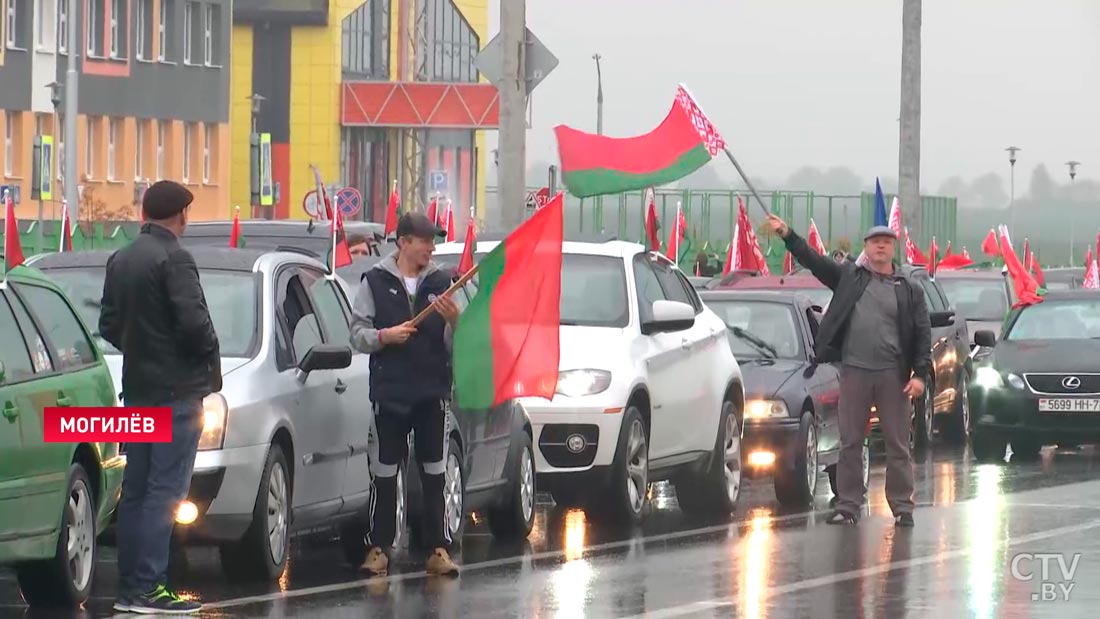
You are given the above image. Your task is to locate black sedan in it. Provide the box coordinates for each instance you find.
[969,289,1100,462]
[700,290,866,506]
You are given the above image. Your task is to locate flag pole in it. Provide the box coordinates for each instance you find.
[722,147,770,219]
[408,262,482,327]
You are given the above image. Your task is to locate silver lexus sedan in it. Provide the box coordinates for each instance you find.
[29,248,372,582]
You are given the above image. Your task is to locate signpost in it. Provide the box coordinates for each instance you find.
[475,27,559,95]
[302,190,323,219]
[259,133,274,208]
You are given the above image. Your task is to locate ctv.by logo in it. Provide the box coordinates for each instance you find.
[1010,553,1082,602]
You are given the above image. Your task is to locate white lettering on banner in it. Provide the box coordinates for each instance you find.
[144,417,155,433]
[57,413,158,435]
[60,417,76,433]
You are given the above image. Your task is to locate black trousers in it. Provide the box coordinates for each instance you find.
[366,398,450,553]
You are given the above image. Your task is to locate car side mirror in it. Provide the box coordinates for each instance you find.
[642,300,695,335]
[974,330,997,348]
[296,343,353,382]
[930,310,955,328]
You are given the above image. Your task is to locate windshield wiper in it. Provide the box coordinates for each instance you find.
[729,326,778,359]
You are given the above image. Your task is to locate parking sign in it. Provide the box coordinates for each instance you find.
[429,170,449,193]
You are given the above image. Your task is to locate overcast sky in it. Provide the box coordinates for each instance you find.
[483,0,1100,189]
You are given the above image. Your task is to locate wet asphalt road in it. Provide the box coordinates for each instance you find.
[5,444,1100,618]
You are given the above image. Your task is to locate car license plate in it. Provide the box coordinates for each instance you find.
[1038,398,1100,413]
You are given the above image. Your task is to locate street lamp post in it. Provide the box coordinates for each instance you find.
[592,53,604,231]
[44,81,63,252]
[1067,160,1081,266]
[1006,146,1021,240]
[63,0,79,222]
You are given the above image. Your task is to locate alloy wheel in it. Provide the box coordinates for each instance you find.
[267,463,289,565]
[722,408,743,504]
[444,452,464,538]
[67,480,95,593]
[625,419,649,513]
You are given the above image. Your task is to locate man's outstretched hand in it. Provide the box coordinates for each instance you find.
[766,214,790,238]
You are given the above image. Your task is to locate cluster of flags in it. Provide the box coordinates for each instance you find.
[977,225,1045,306]
[1081,233,1100,290]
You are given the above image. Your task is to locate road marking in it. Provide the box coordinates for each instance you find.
[625,518,1100,619]
[191,472,1100,611]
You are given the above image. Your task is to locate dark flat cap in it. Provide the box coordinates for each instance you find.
[142,180,194,220]
[864,225,898,241]
[396,212,446,240]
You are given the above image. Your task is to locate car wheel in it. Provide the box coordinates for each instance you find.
[488,433,537,540]
[437,435,467,548]
[1010,435,1043,460]
[593,407,649,524]
[943,373,971,445]
[774,412,819,506]
[972,428,1008,463]
[677,400,742,517]
[913,376,936,450]
[220,444,290,582]
[16,464,97,608]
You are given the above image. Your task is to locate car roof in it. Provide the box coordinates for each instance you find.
[27,247,325,273]
[934,269,1005,279]
[1034,289,1100,302]
[434,239,649,259]
[0,262,60,288]
[719,274,827,290]
[700,289,809,306]
[185,219,384,236]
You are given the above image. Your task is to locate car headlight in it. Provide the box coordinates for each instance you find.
[198,393,228,450]
[974,366,1004,389]
[745,399,789,419]
[1006,373,1026,390]
[555,370,612,397]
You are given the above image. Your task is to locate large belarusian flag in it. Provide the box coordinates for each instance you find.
[453,192,564,410]
[553,84,725,198]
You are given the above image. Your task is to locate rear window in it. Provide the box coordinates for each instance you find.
[43,267,259,357]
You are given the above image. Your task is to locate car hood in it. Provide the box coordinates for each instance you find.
[738,358,806,400]
[989,339,1100,373]
[104,355,251,402]
[557,326,630,372]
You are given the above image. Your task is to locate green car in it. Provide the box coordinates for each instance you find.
[0,264,125,607]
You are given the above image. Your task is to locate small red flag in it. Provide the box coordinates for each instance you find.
[665,203,686,262]
[330,207,353,270]
[426,195,439,226]
[443,201,456,242]
[229,206,243,248]
[981,228,999,257]
[384,181,400,237]
[60,202,73,252]
[1084,248,1099,289]
[783,250,794,275]
[807,219,827,255]
[644,188,661,252]
[4,190,25,272]
[1000,225,1042,307]
[457,208,477,275]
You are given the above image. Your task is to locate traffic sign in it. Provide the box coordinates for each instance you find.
[335,186,362,217]
[475,27,559,95]
[429,170,449,193]
[525,187,550,210]
[259,133,274,207]
[303,190,323,219]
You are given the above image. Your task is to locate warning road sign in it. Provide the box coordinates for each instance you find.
[335,186,362,217]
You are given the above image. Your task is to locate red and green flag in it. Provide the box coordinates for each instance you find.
[4,189,25,273]
[229,206,245,248]
[383,181,400,237]
[59,201,73,252]
[453,192,564,410]
[553,84,726,198]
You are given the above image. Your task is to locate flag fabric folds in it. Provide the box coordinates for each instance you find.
[3,189,24,274]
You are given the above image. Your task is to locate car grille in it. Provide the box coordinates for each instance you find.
[539,424,599,468]
[1024,373,1100,395]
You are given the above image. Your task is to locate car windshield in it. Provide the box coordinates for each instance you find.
[1004,299,1100,341]
[938,278,1009,321]
[708,300,804,359]
[43,267,259,357]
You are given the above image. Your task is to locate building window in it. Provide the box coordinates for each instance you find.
[87,0,105,57]
[182,122,192,181]
[155,120,164,179]
[36,0,56,49]
[56,0,66,53]
[202,123,212,182]
[158,0,173,61]
[135,119,144,179]
[135,0,152,59]
[5,0,25,49]
[341,0,390,80]
[425,0,479,82]
[4,112,14,176]
[182,1,193,63]
[109,0,125,58]
[203,3,220,66]
[85,117,96,178]
[107,118,119,180]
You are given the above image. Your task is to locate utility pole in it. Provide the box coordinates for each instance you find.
[593,53,603,231]
[63,0,79,221]
[1006,146,1021,240]
[1067,160,1080,265]
[898,0,922,239]
[497,0,527,231]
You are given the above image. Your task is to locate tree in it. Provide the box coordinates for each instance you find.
[1028,164,1057,201]
[676,160,726,190]
[970,172,1008,208]
[78,185,132,226]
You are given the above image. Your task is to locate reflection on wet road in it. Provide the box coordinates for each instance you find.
[6,445,1100,617]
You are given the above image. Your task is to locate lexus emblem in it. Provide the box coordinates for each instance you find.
[1062,376,1082,390]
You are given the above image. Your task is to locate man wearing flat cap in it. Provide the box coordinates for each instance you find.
[350,211,462,578]
[99,180,220,614]
[766,215,930,528]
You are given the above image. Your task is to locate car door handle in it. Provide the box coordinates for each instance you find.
[681,338,691,350]
[56,392,72,407]
[335,379,348,394]
[2,401,17,422]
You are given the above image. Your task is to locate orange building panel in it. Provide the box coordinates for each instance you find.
[341,82,500,128]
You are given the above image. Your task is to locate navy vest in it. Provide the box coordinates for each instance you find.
[363,268,453,406]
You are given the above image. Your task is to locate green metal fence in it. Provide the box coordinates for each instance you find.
[2,220,141,257]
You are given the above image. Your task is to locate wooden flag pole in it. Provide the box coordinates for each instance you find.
[722,147,771,219]
[408,262,482,327]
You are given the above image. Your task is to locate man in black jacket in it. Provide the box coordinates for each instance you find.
[99,180,220,614]
[767,215,931,527]
[350,212,461,577]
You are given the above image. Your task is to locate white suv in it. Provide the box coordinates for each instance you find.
[435,240,745,523]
